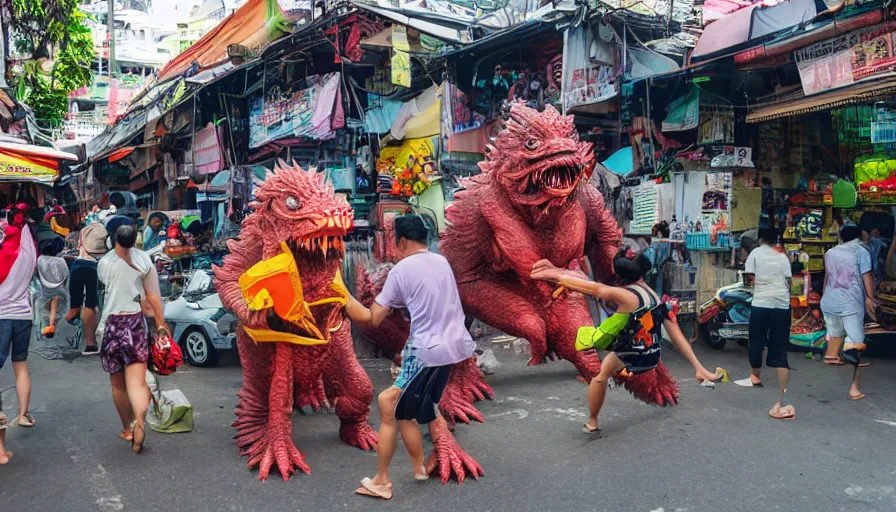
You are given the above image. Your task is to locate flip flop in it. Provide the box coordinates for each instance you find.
[768,405,796,420]
[582,423,602,436]
[356,478,392,500]
[16,413,35,428]
[823,357,844,366]
[0,412,7,431]
[734,378,763,387]
[848,393,866,401]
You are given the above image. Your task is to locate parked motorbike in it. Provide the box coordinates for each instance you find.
[698,280,752,350]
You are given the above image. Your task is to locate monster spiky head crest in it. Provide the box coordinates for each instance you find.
[250,160,354,262]
[482,103,594,220]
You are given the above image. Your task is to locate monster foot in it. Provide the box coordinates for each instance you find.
[238,424,310,481]
[439,359,493,425]
[616,362,679,406]
[339,421,378,451]
[295,381,331,412]
[427,418,483,484]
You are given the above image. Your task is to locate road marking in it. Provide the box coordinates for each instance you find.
[539,407,588,421]
[488,409,529,420]
[844,485,895,502]
[875,420,896,427]
[64,434,125,511]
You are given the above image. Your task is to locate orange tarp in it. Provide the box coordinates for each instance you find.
[158,0,287,82]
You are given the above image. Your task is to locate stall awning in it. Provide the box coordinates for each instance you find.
[746,77,896,123]
[0,142,78,184]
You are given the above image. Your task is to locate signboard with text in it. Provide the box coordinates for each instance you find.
[795,22,896,96]
[0,150,59,184]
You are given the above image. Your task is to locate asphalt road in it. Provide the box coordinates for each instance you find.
[2,337,896,512]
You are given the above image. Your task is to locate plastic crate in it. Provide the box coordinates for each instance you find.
[685,233,711,250]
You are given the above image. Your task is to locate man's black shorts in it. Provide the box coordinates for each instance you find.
[394,364,452,424]
[69,259,99,309]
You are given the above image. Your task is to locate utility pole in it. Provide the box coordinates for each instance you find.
[107,0,116,78]
[0,3,8,89]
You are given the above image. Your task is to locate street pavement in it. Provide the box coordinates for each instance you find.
[2,338,896,512]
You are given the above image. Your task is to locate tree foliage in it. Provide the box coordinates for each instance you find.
[4,0,95,127]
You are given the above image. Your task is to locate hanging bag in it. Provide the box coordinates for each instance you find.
[151,326,184,376]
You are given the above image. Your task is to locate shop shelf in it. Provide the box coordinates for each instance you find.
[685,233,711,250]
[871,122,896,144]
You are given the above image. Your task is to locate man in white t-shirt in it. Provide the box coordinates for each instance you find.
[736,228,795,420]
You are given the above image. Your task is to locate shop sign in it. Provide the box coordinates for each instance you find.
[249,80,317,148]
[0,150,58,184]
[794,21,896,96]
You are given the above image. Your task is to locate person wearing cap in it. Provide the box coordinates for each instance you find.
[65,223,108,355]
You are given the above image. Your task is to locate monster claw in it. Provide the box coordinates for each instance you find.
[428,420,483,484]
[340,421,379,452]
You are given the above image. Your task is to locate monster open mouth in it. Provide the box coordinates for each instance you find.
[523,164,582,195]
[286,210,354,262]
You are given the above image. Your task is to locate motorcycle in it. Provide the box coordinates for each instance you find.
[698,278,752,350]
[698,273,827,351]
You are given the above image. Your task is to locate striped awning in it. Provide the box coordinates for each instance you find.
[747,78,896,123]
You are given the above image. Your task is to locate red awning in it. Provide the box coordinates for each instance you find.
[107,146,136,163]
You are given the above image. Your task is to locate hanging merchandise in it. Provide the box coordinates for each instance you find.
[561,25,618,112]
[631,185,659,234]
[699,105,734,144]
[391,25,411,88]
[662,87,700,132]
[193,122,226,175]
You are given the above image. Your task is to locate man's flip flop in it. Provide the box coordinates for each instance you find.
[823,357,844,366]
[849,393,866,401]
[768,405,796,420]
[355,478,392,500]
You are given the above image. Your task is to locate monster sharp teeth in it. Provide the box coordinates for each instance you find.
[327,216,335,228]
[333,215,342,228]
[303,239,311,251]
[321,237,329,254]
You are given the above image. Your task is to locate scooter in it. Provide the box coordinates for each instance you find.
[697,278,752,350]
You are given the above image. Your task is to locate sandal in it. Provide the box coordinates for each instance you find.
[131,421,146,454]
[768,404,796,420]
[848,393,866,401]
[16,413,35,428]
[355,478,393,500]
[582,423,602,436]
[823,356,844,366]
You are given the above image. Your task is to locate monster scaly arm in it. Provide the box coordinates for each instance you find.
[482,197,545,278]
